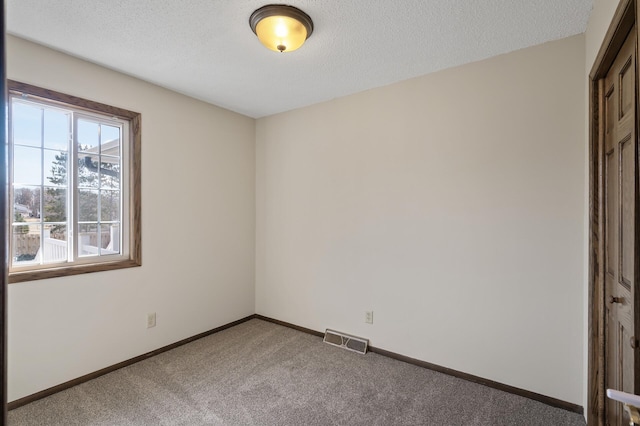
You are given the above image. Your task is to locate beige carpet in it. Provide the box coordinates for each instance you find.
[9,319,585,425]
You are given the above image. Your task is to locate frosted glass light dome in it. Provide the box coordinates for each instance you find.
[250,5,314,53]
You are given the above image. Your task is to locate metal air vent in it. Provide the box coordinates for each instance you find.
[323,329,368,355]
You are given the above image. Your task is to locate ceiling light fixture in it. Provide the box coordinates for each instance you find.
[249,4,314,53]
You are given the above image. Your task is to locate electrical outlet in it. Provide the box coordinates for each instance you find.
[147,312,156,328]
[365,311,373,324]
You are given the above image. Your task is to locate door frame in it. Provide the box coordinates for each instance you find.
[1,0,8,423]
[589,0,640,424]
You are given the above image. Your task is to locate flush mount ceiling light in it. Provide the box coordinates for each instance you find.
[249,4,314,53]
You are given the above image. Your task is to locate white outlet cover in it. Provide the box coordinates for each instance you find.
[365,311,373,324]
[147,313,156,328]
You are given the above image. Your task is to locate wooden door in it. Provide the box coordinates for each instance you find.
[604,26,639,426]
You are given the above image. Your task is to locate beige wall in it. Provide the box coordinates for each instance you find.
[7,36,256,402]
[256,35,586,404]
[586,0,620,70]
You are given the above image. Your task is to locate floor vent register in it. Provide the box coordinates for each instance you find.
[323,329,368,355]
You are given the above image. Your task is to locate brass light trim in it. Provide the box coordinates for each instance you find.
[249,4,314,53]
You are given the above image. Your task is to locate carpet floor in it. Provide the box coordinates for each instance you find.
[8,319,586,425]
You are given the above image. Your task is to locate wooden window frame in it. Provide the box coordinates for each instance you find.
[7,81,141,284]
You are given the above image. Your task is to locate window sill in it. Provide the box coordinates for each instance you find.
[8,258,141,284]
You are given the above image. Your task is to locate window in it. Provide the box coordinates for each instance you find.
[8,81,141,283]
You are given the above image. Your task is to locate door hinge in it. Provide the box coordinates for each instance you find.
[631,336,639,349]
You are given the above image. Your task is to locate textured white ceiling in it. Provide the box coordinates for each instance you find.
[7,1,593,118]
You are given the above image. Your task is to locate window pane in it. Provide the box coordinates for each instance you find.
[78,156,99,189]
[78,189,98,222]
[101,125,120,156]
[13,145,41,185]
[12,102,41,148]
[44,109,70,151]
[43,187,67,223]
[78,119,99,153]
[13,185,41,221]
[100,158,120,189]
[101,190,120,221]
[101,224,120,254]
[78,223,99,257]
[43,224,67,264]
[44,149,68,187]
[12,223,40,266]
